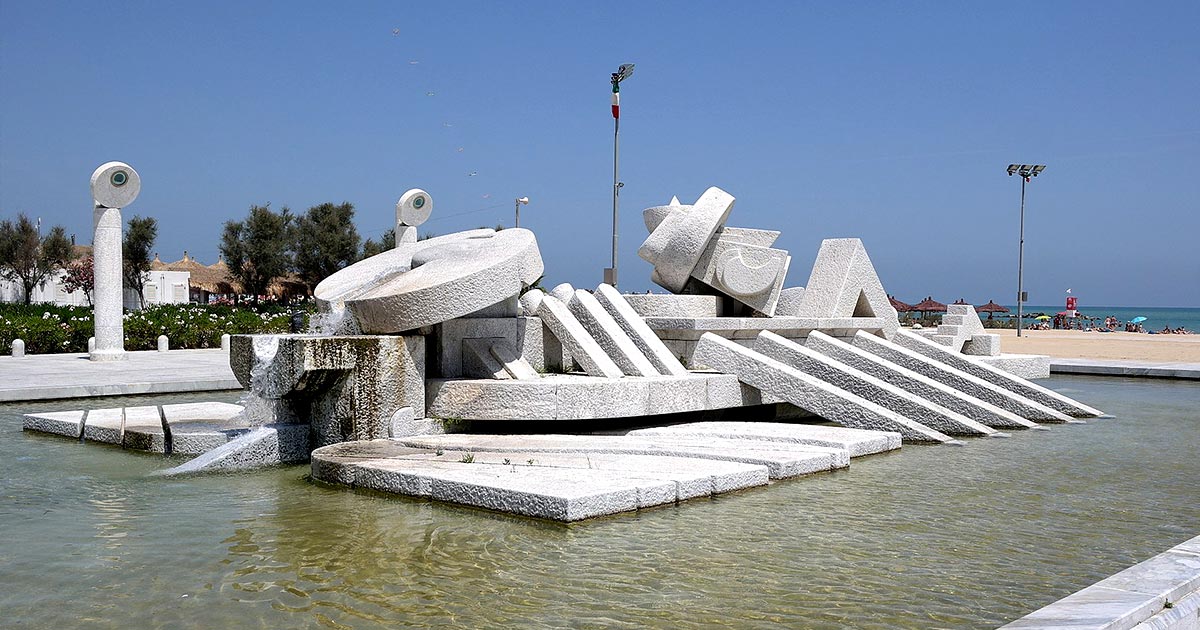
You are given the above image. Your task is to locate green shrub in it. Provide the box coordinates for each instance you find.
[0,302,300,354]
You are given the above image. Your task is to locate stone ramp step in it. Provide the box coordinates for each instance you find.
[626,421,900,457]
[894,330,1104,418]
[804,330,1037,430]
[754,331,999,437]
[692,332,959,444]
[310,439,770,522]
[852,331,1076,423]
[396,433,849,478]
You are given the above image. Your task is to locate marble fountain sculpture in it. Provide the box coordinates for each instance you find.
[24,185,1104,521]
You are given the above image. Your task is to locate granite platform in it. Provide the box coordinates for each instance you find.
[0,349,240,402]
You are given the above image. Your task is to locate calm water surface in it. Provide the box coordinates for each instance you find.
[1,376,1198,629]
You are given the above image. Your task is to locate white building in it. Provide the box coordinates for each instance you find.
[0,268,190,309]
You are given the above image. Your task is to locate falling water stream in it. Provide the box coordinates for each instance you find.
[1,375,1197,629]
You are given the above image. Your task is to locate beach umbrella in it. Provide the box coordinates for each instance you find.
[1035,315,1052,321]
[911,296,947,316]
[976,300,1010,320]
[888,294,914,313]
[1131,316,1147,324]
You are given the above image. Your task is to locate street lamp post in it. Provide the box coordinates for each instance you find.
[514,196,529,228]
[1008,163,1046,337]
[606,62,634,288]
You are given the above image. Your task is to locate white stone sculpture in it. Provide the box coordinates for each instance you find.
[315,228,544,333]
[394,188,431,247]
[90,161,140,361]
[795,238,899,339]
[637,187,791,315]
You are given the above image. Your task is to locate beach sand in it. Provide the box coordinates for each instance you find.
[986,328,1200,362]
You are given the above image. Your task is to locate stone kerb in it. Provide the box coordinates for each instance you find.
[893,330,1103,418]
[804,331,1036,429]
[754,331,997,437]
[693,332,956,443]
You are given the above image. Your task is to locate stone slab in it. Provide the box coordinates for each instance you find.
[593,284,688,376]
[962,332,1001,357]
[22,410,85,439]
[852,331,1075,423]
[489,340,540,380]
[622,293,723,318]
[775,287,806,316]
[157,423,310,475]
[804,331,1037,429]
[894,330,1103,418]
[692,332,956,443]
[627,421,901,458]
[979,352,1052,379]
[425,373,749,421]
[438,316,548,378]
[462,337,511,379]
[396,434,849,479]
[537,295,624,378]
[754,331,997,437]
[567,289,659,377]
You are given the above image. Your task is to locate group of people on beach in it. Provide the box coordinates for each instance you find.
[1043,313,1193,334]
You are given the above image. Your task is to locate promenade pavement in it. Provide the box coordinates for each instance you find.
[0,349,240,402]
[1050,357,1200,380]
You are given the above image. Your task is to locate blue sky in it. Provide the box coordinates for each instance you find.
[2,2,1197,307]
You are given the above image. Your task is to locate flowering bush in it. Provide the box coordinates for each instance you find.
[0,303,302,354]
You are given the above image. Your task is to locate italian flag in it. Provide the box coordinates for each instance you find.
[611,83,620,119]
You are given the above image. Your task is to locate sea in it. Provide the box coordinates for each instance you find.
[1004,305,1200,332]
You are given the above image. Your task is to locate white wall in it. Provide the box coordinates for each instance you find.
[1,269,190,309]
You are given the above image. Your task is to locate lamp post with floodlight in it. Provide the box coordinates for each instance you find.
[1008,163,1046,337]
[514,196,529,228]
[606,62,634,288]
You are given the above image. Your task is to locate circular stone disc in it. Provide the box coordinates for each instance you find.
[315,228,544,333]
[396,188,433,227]
[90,161,141,208]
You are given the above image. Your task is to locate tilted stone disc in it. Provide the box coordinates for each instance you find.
[90,161,141,208]
[396,188,433,227]
[315,229,544,333]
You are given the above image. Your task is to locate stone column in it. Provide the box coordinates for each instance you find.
[89,161,141,362]
[91,204,125,360]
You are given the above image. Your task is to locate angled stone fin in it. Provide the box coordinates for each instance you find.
[797,238,899,339]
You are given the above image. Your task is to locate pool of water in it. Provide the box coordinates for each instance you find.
[1,376,1197,629]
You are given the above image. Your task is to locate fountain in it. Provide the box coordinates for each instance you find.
[24,184,1104,520]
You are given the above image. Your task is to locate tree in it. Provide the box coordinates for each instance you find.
[0,213,72,305]
[220,204,292,303]
[360,228,395,259]
[62,255,95,305]
[293,202,360,290]
[122,216,157,308]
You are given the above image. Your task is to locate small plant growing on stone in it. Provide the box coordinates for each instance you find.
[502,458,511,465]
[527,459,535,465]
[460,453,474,463]
[435,448,444,456]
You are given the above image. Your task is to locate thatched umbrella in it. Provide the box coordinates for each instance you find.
[911,296,947,321]
[976,300,1010,320]
[952,298,969,305]
[888,294,914,313]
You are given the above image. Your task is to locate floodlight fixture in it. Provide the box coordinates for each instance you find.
[1008,162,1047,337]
[514,196,530,228]
[613,63,635,83]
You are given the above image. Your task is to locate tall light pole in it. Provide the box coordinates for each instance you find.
[606,62,634,288]
[514,196,529,228]
[1008,163,1046,337]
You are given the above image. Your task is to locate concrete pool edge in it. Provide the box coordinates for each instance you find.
[999,533,1200,629]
